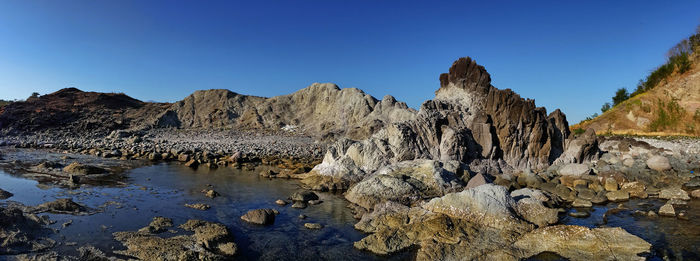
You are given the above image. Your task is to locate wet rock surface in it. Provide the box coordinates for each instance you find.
[240,208,277,225]
[113,217,237,260]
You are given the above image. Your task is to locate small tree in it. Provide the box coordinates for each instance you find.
[601,102,611,113]
[612,88,629,106]
[29,92,40,99]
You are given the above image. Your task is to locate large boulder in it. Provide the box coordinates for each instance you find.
[511,225,651,260]
[558,163,591,177]
[345,159,464,209]
[646,155,672,172]
[555,128,600,164]
[240,209,276,225]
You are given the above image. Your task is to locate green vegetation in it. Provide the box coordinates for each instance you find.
[585,24,700,123]
[612,88,629,106]
[648,98,685,132]
[0,100,12,107]
[572,128,586,135]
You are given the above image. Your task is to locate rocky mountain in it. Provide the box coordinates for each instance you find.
[303,57,597,191]
[574,50,700,136]
[150,83,416,140]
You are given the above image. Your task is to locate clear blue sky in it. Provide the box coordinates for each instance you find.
[1,1,698,123]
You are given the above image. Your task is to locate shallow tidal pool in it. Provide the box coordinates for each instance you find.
[0,163,389,260]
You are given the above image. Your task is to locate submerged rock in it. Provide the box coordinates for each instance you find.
[304,223,323,229]
[63,162,106,175]
[184,203,211,211]
[113,219,236,259]
[34,198,87,214]
[138,217,173,234]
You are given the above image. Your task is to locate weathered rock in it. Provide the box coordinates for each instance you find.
[422,184,531,230]
[512,225,651,260]
[274,199,288,206]
[202,189,219,198]
[691,189,700,198]
[291,201,307,209]
[345,160,463,209]
[113,219,236,259]
[304,223,323,229]
[34,198,87,214]
[621,181,647,199]
[0,188,13,199]
[514,196,559,227]
[658,187,690,200]
[605,190,629,202]
[290,190,319,202]
[138,216,173,234]
[466,173,488,189]
[241,209,276,225]
[63,162,106,175]
[184,203,210,211]
[0,206,55,255]
[659,203,675,217]
[572,198,592,208]
[555,128,600,164]
[604,178,618,191]
[184,159,199,169]
[646,155,671,172]
[558,163,591,177]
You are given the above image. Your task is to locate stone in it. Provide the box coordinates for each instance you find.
[623,158,635,167]
[290,191,319,202]
[177,154,190,162]
[63,162,106,175]
[466,173,488,189]
[138,217,173,234]
[0,188,13,199]
[184,203,210,211]
[646,155,671,172]
[691,189,700,199]
[605,190,629,202]
[558,163,591,177]
[291,202,307,209]
[202,189,219,198]
[658,203,675,217]
[658,188,690,200]
[308,200,322,205]
[422,184,531,230]
[275,199,288,206]
[35,198,87,214]
[113,219,236,259]
[568,210,590,218]
[240,209,276,225]
[184,159,199,169]
[576,188,595,200]
[604,178,618,191]
[304,223,323,229]
[621,181,647,199]
[572,198,592,208]
[512,226,651,260]
[345,160,463,209]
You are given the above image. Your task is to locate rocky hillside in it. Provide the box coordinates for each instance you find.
[574,51,700,136]
[0,88,169,136]
[149,83,416,140]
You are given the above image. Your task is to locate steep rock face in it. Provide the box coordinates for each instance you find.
[436,57,571,169]
[152,83,415,140]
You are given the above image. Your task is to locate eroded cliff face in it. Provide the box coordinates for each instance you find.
[152,83,416,140]
[304,57,596,191]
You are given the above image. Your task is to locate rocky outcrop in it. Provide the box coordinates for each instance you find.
[152,83,416,140]
[344,159,464,210]
[304,57,598,190]
[353,184,648,260]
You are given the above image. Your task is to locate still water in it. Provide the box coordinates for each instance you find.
[0,163,383,260]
